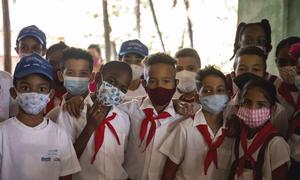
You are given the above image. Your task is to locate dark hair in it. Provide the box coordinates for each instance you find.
[143,52,176,68]
[61,47,93,72]
[196,65,227,90]
[275,36,300,57]
[46,41,68,59]
[88,44,101,54]
[241,79,277,106]
[230,19,272,60]
[175,48,201,66]
[101,61,132,81]
[233,46,267,70]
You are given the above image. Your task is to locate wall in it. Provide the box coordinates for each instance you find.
[238,0,300,75]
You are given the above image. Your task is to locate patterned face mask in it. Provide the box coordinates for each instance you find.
[96,81,125,106]
[237,106,271,128]
[16,92,50,115]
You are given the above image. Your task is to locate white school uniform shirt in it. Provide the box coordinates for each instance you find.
[159,108,234,180]
[0,71,18,122]
[232,134,290,180]
[120,97,183,180]
[123,84,146,102]
[223,94,289,136]
[57,95,130,180]
[0,117,81,180]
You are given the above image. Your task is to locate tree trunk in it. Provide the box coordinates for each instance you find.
[148,0,166,52]
[135,0,141,38]
[2,0,11,73]
[111,41,117,60]
[184,0,193,48]
[102,0,111,62]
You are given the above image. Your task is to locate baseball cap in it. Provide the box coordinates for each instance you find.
[16,25,46,48]
[119,39,148,58]
[14,53,53,81]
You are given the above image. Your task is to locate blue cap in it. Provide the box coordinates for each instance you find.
[14,53,53,81]
[16,25,46,48]
[119,39,148,57]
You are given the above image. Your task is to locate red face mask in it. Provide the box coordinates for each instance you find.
[145,87,176,106]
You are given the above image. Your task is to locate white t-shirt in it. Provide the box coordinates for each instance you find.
[0,71,18,122]
[123,84,146,102]
[57,95,130,180]
[160,109,234,180]
[0,117,81,180]
[232,135,290,180]
[119,97,183,180]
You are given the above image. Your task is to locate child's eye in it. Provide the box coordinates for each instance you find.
[163,80,171,84]
[148,79,156,84]
[217,88,225,94]
[202,89,212,94]
[39,87,48,92]
[257,102,266,108]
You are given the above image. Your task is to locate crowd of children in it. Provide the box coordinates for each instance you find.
[0,19,299,180]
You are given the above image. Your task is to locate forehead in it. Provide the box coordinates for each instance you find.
[147,63,175,78]
[241,24,266,38]
[237,55,264,66]
[243,87,268,102]
[16,74,50,86]
[277,46,291,58]
[176,56,199,66]
[103,70,132,86]
[65,58,90,70]
[202,75,225,87]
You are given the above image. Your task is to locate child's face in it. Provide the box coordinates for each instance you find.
[199,75,227,98]
[48,50,63,70]
[240,25,267,50]
[15,37,45,57]
[176,57,200,73]
[144,63,177,89]
[240,87,270,109]
[12,74,53,96]
[235,55,265,77]
[102,70,132,94]
[61,59,92,79]
[276,46,297,67]
[121,53,144,67]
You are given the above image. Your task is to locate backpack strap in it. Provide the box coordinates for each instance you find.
[227,132,241,180]
[255,132,282,180]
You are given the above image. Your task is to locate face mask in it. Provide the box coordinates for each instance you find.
[145,87,176,106]
[16,92,50,115]
[200,94,228,115]
[64,76,90,96]
[278,66,297,84]
[96,81,125,106]
[130,64,143,80]
[295,75,300,91]
[237,106,270,128]
[176,70,197,93]
[233,72,262,89]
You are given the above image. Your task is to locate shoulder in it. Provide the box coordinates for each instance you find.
[46,106,61,123]
[0,70,12,80]
[0,117,14,129]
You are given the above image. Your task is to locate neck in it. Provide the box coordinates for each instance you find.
[16,110,44,127]
[203,110,222,134]
[128,79,141,91]
[153,103,169,114]
[246,126,262,139]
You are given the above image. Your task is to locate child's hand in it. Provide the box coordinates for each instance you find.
[86,101,110,129]
[173,99,194,116]
[63,96,84,118]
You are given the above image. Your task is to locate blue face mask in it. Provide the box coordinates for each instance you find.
[63,76,90,96]
[200,94,229,115]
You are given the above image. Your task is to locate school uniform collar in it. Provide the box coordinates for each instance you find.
[140,97,176,119]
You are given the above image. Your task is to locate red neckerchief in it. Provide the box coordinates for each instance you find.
[91,112,119,164]
[140,108,171,150]
[237,122,277,179]
[196,124,227,175]
[278,82,300,110]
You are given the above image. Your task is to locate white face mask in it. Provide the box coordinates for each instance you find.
[176,70,197,93]
[130,64,143,80]
[16,92,50,115]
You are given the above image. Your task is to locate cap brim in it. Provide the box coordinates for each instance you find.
[119,50,147,57]
[14,68,53,81]
[17,34,44,46]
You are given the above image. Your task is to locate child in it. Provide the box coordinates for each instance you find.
[88,44,102,93]
[120,53,183,179]
[173,48,201,103]
[56,48,132,179]
[45,41,69,113]
[228,79,289,180]
[224,46,289,136]
[160,66,233,180]
[118,39,149,102]
[0,53,81,180]
[15,25,47,57]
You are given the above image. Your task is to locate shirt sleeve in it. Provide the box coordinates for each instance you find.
[268,136,290,171]
[59,128,81,176]
[159,123,187,165]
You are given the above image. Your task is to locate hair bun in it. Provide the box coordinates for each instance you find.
[289,43,300,59]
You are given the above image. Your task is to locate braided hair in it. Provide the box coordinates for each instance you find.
[230,19,272,60]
